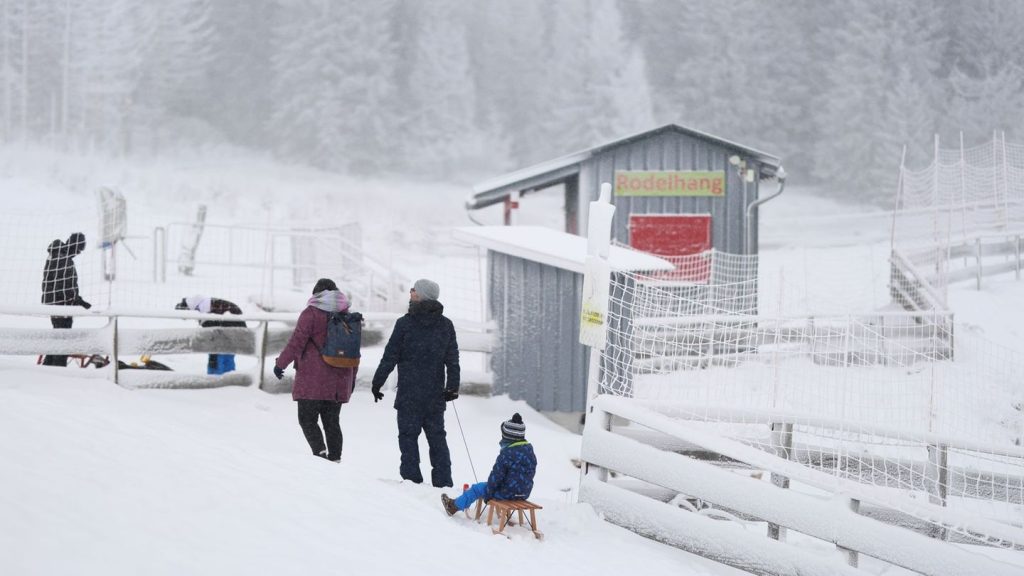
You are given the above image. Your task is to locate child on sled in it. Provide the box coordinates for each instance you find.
[441,413,537,515]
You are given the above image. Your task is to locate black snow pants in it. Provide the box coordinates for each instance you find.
[41,316,73,366]
[297,399,343,461]
[397,408,452,487]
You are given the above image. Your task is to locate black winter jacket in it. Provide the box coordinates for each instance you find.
[372,299,460,412]
[41,237,86,306]
[201,299,245,328]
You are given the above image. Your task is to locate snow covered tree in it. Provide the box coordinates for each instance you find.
[401,0,484,178]
[201,0,275,147]
[270,0,399,172]
[464,0,547,166]
[811,0,944,203]
[582,0,655,143]
[939,1,1024,145]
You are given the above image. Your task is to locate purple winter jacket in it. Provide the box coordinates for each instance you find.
[276,301,357,403]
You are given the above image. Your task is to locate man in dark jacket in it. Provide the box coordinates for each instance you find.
[441,413,537,516]
[372,278,460,487]
[40,233,91,366]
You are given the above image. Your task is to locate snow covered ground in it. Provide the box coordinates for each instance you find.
[2,372,746,576]
[2,147,1024,574]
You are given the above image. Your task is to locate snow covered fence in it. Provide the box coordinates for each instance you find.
[579,478,867,576]
[0,304,403,389]
[580,396,1023,575]
[0,304,496,392]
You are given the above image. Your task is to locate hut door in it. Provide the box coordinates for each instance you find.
[629,214,712,282]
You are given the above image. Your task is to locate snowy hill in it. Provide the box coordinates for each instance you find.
[1,372,741,576]
[2,148,1024,575]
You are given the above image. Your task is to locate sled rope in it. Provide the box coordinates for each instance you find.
[451,399,478,483]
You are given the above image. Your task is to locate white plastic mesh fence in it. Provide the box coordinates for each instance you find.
[599,252,1024,546]
[2,208,111,311]
[0,196,406,315]
[403,232,489,327]
[893,134,1024,308]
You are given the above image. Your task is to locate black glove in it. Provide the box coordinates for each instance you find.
[273,366,284,380]
[78,298,92,310]
[444,390,459,402]
[372,386,384,403]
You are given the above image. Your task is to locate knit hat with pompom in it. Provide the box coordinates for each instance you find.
[500,413,526,441]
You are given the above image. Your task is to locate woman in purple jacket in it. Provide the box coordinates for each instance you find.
[274,278,357,462]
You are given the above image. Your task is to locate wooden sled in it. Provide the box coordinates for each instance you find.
[471,498,544,540]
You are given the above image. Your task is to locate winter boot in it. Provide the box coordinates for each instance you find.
[441,494,458,517]
[315,449,329,460]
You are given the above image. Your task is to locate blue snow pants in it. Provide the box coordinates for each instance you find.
[454,482,488,511]
[207,353,236,375]
[397,408,452,487]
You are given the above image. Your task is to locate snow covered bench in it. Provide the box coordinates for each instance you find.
[472,498,543,539]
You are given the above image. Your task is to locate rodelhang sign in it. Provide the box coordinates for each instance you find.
[614,170,725,197]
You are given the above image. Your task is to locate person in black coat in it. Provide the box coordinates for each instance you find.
[40,233,91,366]
[175,295,245,374]
[372,278,460,487]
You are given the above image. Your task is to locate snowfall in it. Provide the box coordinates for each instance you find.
[2,146,1024,575]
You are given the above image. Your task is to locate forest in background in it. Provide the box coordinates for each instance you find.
[0,0,1021,203]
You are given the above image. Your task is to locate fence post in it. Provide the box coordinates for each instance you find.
[112,316,120,385]
[836,498,861,567]
[767,422,794,541]
[152,227,163,283]
[1016,235,1021,281]
[257,320,269,390]
[926,443,949,541]
[976,237,982,290]
[579,183,616,492]
[584,403,613,484]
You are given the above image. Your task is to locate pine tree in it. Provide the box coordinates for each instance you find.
[940,1,1024,145]
[464,0,547,166]
[582,0,654,143]
[270,0,348,168]
[402,0,483,178]
[203,0,275,146]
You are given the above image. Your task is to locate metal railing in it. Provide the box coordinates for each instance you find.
[0,304,399,389]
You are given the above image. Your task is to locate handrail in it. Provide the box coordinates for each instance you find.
[0,303,401,324]
[890,248,949,310]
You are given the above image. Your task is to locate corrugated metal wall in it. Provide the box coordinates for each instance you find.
[488,251,589,412]
[578,130,763,255]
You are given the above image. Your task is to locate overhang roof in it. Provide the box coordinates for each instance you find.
[467,124,782,210]
[452,225,674,274]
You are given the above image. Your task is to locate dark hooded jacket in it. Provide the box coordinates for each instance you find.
[485,439,537,501]
[41,233,86,306]
[372,299,460,412]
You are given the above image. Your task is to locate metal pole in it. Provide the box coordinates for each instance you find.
[745,167,787,256]
[976,237,982,290]
[1002,131,1010,229]
[891,145,907,253]
[112,316,119,385]
[1016,235,1021,281]
[161,226,167,283]
[959,132,967,251]
[257,321,268,390]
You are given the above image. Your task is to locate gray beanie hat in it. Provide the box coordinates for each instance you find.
[500,413,526,441]
[413,278,440,301]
